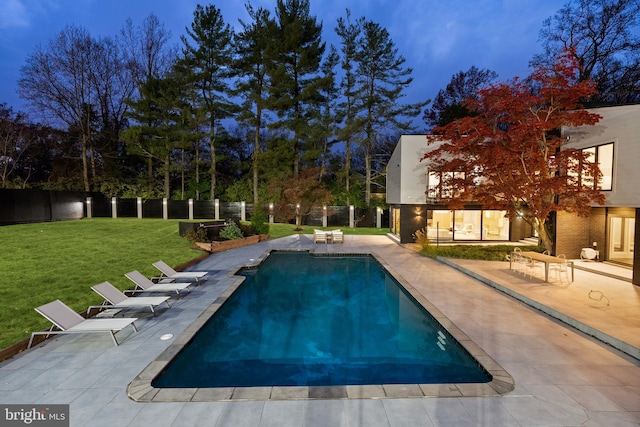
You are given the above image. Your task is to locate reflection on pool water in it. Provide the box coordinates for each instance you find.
[152,251,491,388]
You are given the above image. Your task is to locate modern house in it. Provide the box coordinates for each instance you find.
[386,104,639,285]
[560,104,639,284]
[386,135,533,245]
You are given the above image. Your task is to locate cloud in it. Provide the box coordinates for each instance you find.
[0,0,30,29]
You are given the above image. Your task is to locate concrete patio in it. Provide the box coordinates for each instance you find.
[1,235,639,426]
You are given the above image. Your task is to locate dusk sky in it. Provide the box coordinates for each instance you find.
[1,0,564,128]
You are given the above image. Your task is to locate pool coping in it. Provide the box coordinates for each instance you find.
[127,249,515,402]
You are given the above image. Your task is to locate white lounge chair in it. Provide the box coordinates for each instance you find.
[125,270,193,295]
[331,229,344,243]
[313,229,327,243]
[152,260,207,283]
[89,281,171,316]
[28,300,138,348]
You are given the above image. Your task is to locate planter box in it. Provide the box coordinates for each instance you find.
[195,234,269,253]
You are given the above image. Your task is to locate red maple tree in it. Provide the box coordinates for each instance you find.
[423,50,605,251]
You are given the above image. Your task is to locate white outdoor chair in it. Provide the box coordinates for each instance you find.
[29,300,138,348]
[89,282,171,316]
[152,260,207,283]
[549,254,570,281]
[523,255,544,279]
[125,270,193,295]
[313,229,327,243]
[331,229,344,243]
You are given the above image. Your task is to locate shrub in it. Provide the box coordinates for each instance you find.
[184,227,208,244]
[220,222,244,240]
[251,210,270,235]
[419,244,546,261]
[239,222,254,236]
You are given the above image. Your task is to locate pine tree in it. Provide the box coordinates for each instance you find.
[335,10,365,205]
[355,19,426,206]
[179,4,237,201]
[315,45,341,180]
[267,0,325,178]
[122,75,187,198]
[235,4,274,206]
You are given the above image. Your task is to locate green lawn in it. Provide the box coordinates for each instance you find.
[0,219,388,349]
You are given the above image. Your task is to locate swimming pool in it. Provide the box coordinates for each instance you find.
[127,251,515,402]
[152,251,491,388]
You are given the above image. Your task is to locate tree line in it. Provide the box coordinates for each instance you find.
[2,0,639,212]
[5,1,423,210]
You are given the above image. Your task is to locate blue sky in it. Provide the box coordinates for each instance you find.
[0,0,563,126]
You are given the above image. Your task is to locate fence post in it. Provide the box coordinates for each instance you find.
[111,197,117,219]
[214,199,220,220]
[137,197,142,219]
[349,205,355,228]
[241,201,246,221]
[86,197,93,219]
[188,199,194,220]
[162,198,168,220]
[269,203,274,223]
[322,206,327,227]
[376,207,382,229]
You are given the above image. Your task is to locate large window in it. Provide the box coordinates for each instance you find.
[426,210,452,242]
[483,210,509,240]
[583,142,614,190]
[453,211,481,240]
[425,209,509,241]
[427,171,465,200]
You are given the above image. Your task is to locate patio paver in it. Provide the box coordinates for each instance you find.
[1,234,638,426]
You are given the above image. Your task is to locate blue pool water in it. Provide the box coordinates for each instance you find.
[152,251,491,388]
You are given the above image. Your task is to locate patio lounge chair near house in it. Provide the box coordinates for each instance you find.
[125,270,193,295]
[88,282,171,316]
[152,260,207,283]
[28,300,138,348]
[332,229,344,243]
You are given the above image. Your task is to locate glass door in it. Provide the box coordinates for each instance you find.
[608,216,635,265]
[391,208,401,236]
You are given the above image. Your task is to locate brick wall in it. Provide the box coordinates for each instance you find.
[589,208,607,258]
[555,211,591,258]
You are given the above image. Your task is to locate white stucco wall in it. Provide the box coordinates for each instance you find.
[562,104,640,207]
[386,135,434,205]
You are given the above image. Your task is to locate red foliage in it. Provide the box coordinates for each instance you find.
[423,50,605,249]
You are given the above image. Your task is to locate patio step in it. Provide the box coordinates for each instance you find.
[519,237,539,245]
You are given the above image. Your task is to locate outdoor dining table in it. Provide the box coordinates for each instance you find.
[511,251,575,282]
